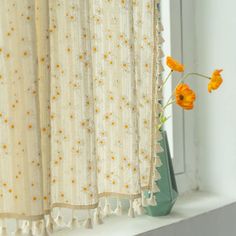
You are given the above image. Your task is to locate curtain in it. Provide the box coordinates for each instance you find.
[0,0,164,234]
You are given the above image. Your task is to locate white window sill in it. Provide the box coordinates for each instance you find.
[53,191,236,236]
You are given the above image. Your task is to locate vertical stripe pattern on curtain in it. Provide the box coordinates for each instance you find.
[0,0,164,233]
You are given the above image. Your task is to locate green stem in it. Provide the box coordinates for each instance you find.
[160,70,173,89]
[158,100,176,130]
[162,99,176,110]
[182,72,211,81]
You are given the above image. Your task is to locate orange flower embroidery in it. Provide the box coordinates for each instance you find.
[175,84,196,110]
[166,56,184,72]
[208,69,223,93]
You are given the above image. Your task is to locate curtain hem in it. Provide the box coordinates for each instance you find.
[0,186,157,220]
[0,211,50,221]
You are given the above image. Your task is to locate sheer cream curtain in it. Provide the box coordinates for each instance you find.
[0,0,164,234]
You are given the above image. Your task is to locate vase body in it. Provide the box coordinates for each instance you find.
[145,131,178,216]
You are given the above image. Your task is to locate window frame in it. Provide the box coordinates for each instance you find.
[161,0,197,193]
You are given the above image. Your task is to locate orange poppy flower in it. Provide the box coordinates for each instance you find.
[175,84,196,110]
[166,56,184,72]
[208,69,223,93]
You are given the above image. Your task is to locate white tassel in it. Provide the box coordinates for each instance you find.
[157,21,164,32]
[155,101,163,112]
[43,218,49,236]
[83,218,92,229]
[69,217,79,229]
[68,210,79,229]
[128,200,135,218]
[15,228,23,236]
[153,169,161,181]
[28,230,33,236]
[27,220,33,236]
[83,210,93,229]
[158,63,164,73]
[156,90,163,100]
[94,207,103,225]
[34,220,43,235]
[55,208,64,227]
[157,48,164,58]
[156,131,162,141]
[134,198,145,215]
[47,214,56,233]
[14,219,23,236]
[136,204,145,215]
[22,220,31,235]
[1,219,7,236]
[157,77,163,84]
[141,191,148,207]
[51,214,57,227]
[133,199,145,215]
[21,220,29,234]
[156,142,164,153]
[103,198,112,216]
[47,221,53,234]
[157,80,163,91]
[1,227,8,236]
[152,182,160,193]
[154,156,163,167]
[157,34,165,44]
[42,227,49,236]
[147,192,157,206]
[114,199,122,216]
[155,7,160,17]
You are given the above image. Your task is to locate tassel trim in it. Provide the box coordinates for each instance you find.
[157,21,164,32]
[151,181,160,193]
[147,192,157,206]
[83,210,93,229]
[141,191,148,207]
[94,207,103,225]
[1,226,8,236]
[103,198,113,216]
[156,142,164,153]
[156,130,162,141]
[69,210,79,229]
[153,168,161,181]
[55,208,65,227]
[128,200,135,218]
[14,219,23,236]
[34,220,43,235]
[46,214,56,234]
[157,34,165,44]
[155,156,163,168]
[133,199,145,215]
[69,217,79,229]
[157,48,164,58]
[114,199,122,216]
[157,62,164,73]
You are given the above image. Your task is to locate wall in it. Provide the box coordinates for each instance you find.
[193,0,236,197]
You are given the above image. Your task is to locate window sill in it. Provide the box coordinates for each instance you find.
[53,191,236,236]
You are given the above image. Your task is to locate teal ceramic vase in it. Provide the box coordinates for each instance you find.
[145,131,178,216]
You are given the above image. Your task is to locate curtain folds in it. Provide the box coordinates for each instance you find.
[0,0,163,232]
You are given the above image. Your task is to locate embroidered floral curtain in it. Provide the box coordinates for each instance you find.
[0,0,164,234]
